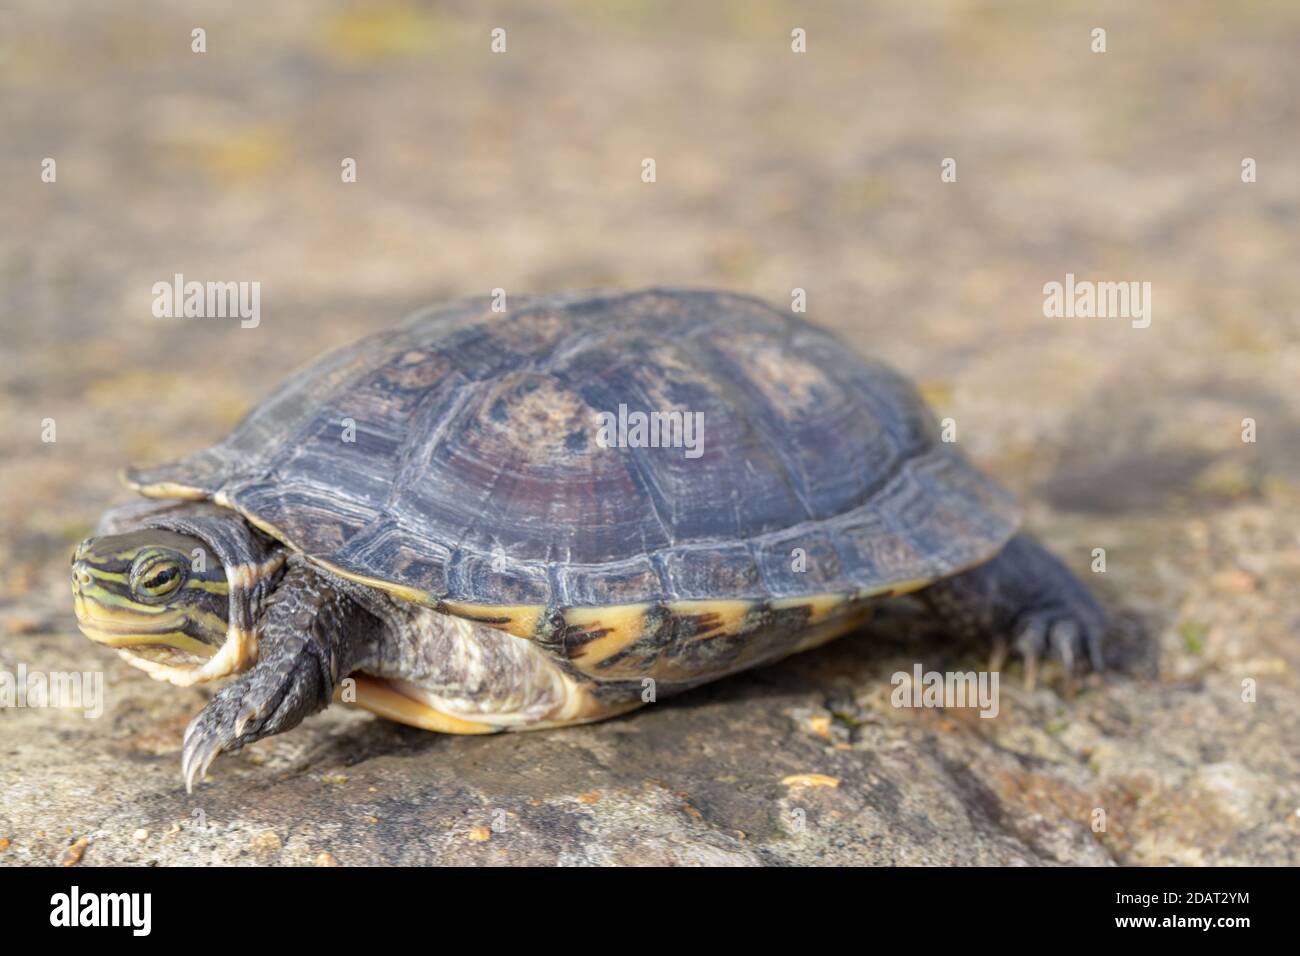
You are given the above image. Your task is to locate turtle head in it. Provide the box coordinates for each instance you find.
[72,529,230,672]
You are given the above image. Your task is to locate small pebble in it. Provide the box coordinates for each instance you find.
[62,837,89,866]
[314,851,340,866]
[467,826,491,842]
[1212,569,1256,593]
[781,773,840,789]
[250,831,282,853]
[132,828,149,842]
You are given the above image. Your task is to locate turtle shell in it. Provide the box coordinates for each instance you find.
[128,290,1019,659]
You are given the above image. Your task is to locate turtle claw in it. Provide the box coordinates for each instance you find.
[177,642,326,791]
[1013,617,1047,690]
[1050,620,1078,697]
[1023,647,1040,691]
[182,725,223,794]
[988,634,1009,672]
[180,690,276,791]
[181,695,243,793]
[1008,609,1102,691]
[923,535,1110,695]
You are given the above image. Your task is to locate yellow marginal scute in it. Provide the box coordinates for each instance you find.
[227,504,435,607]
[666,598,754,637]
[771,592,849,625]
[442,601,544,639]
[321,561,436,607]
[563,603,650,666]
[343,674,498,734]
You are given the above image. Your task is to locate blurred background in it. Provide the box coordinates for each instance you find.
[0,1,1297,866]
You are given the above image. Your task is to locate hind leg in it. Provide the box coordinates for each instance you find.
[919,535,1107,688]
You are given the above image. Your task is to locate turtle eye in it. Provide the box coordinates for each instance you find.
[131,555,186,600]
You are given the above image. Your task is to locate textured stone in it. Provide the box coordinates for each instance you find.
[2,0,1298,866]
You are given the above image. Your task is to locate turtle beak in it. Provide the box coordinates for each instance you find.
[70,539,99,614]
[71,558,93,617]
[70,553,105,627]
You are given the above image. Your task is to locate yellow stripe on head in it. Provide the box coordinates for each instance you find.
[72,528,231,670]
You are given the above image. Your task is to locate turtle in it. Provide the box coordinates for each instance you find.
[70,289,1107,790]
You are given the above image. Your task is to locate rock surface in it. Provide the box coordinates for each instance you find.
[2,0,1298,866]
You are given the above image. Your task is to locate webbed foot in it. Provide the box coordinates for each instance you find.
[922,534,1107,688]
[181,630,330,792]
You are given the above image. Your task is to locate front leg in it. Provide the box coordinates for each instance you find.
[919,534,1107,688]
[181,562,377,791]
